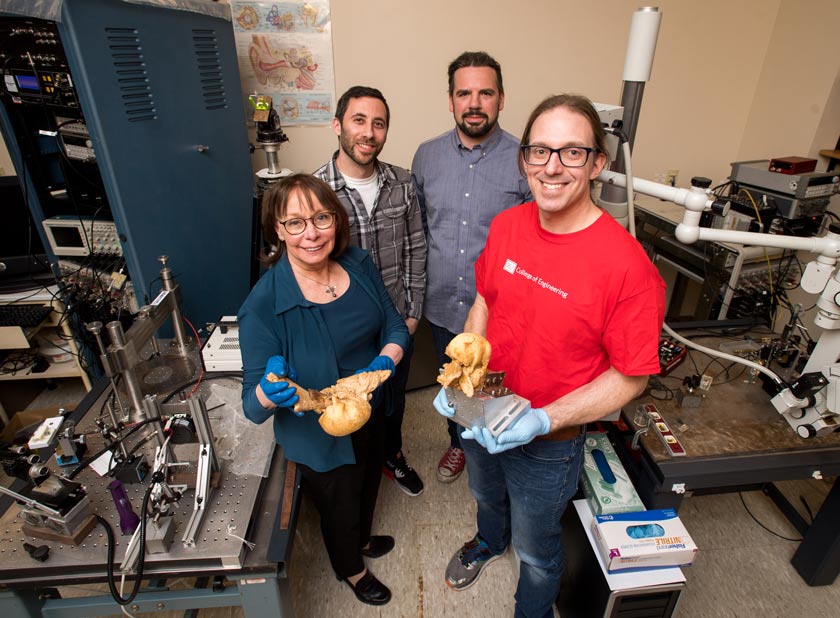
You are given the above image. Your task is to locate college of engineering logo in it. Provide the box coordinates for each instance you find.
[501,257,568,299]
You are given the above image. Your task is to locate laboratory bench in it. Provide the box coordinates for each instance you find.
[610,334,840,586]
[0,374,302,617]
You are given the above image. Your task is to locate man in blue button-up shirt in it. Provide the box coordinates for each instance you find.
[411,51,531,483]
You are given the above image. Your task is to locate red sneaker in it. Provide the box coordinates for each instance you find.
[437,446,465,483]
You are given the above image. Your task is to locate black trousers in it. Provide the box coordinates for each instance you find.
[384,333,415,462]
[298,402,385,578]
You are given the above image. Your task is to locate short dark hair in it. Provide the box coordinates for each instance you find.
[447,51,504,95]
[518,94,610,176]
[260,174,350,266]
[334,85,390,128]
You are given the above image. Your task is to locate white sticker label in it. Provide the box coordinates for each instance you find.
[152,289,169,306]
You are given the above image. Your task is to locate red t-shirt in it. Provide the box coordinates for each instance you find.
[475,203,665,408]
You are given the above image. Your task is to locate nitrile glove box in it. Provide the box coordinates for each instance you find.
[591,509,698,572]
[580,432,646,514]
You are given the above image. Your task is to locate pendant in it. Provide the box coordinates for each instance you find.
[325,285,337,298]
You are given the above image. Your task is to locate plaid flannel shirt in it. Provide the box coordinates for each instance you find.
[314,153,427,320]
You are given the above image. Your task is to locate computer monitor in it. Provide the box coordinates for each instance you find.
[0,175,54,292]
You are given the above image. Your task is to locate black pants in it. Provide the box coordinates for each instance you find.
[298,402,385,579]
[384,333,415,462]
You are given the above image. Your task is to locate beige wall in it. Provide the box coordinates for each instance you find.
[261,0,840,187]
[2,1,838,185]
[738,1,840,163]
[2,0,838,333]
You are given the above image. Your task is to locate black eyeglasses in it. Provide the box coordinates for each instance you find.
[278,211,336,235]
[520,145,597,167]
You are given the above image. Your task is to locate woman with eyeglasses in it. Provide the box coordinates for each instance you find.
[238,173,408,606]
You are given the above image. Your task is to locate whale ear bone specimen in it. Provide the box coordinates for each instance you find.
[266,370,392,436]
[436,332,492,398]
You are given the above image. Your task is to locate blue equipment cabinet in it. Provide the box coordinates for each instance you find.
[0,0,253,331]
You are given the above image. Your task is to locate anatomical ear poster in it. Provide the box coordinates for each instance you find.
[230,1,335,125]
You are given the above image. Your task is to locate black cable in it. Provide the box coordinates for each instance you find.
[66,416,160,480]
[646,378,676,401]
[96,471,159,605]
[700,356,731,377]
[713,363,748,385]
[160,372,243,403]
[739,492,801,542]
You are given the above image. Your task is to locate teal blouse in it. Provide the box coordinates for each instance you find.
[238,247,409,472]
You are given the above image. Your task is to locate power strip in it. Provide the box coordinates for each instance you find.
[638,403,686,457]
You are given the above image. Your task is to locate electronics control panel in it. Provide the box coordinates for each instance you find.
[658,339,687,376]
[42,216,122,257]
[0,19,79,109]
[56,116,95,161]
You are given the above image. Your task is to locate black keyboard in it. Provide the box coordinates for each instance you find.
[0,304,53,328]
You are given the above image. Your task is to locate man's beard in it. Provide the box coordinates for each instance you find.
[340,133,382,167]
[456,112,497,139]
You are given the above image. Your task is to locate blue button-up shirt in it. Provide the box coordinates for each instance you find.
[411,125,531,333]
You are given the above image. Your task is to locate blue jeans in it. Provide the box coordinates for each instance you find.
[462,431,585,618]
[429,322,461,449]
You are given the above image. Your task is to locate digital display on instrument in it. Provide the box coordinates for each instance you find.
[49,226,85,248]
[15,74,39,91]
[42,217,121,257]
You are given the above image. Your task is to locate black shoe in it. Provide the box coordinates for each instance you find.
[361,535,394,558]
[383,451,424,496]
[344,571,391,606]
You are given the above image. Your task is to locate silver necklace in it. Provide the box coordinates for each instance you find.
[294,266,337,298]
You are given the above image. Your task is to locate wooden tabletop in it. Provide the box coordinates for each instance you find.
[632,335,840,462]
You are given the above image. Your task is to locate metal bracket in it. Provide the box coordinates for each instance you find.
[444,372,531,437]
[181,396,218,547]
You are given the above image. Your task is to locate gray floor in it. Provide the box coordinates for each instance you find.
[16,380,840,617]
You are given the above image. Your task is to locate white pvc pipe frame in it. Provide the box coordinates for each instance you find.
[598,169,840,259]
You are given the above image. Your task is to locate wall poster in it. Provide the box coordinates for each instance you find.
[231,1,334,126]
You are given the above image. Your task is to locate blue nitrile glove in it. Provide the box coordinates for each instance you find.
[259,356,301,414]
[433,387,455,418]
[355,355,395,377]
[461,406,551,454]
[355,356,395,408]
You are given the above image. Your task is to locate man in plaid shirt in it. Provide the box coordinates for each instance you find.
[314,85,427,496]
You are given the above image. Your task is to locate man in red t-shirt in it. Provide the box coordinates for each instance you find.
[434,94,665,618]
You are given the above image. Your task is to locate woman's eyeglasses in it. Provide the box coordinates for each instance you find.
[277,211,336,235]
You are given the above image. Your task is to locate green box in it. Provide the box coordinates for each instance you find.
[580,432,645,515]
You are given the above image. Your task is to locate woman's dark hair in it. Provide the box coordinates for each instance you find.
[518,94,610,176]
[260,173,350,266]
